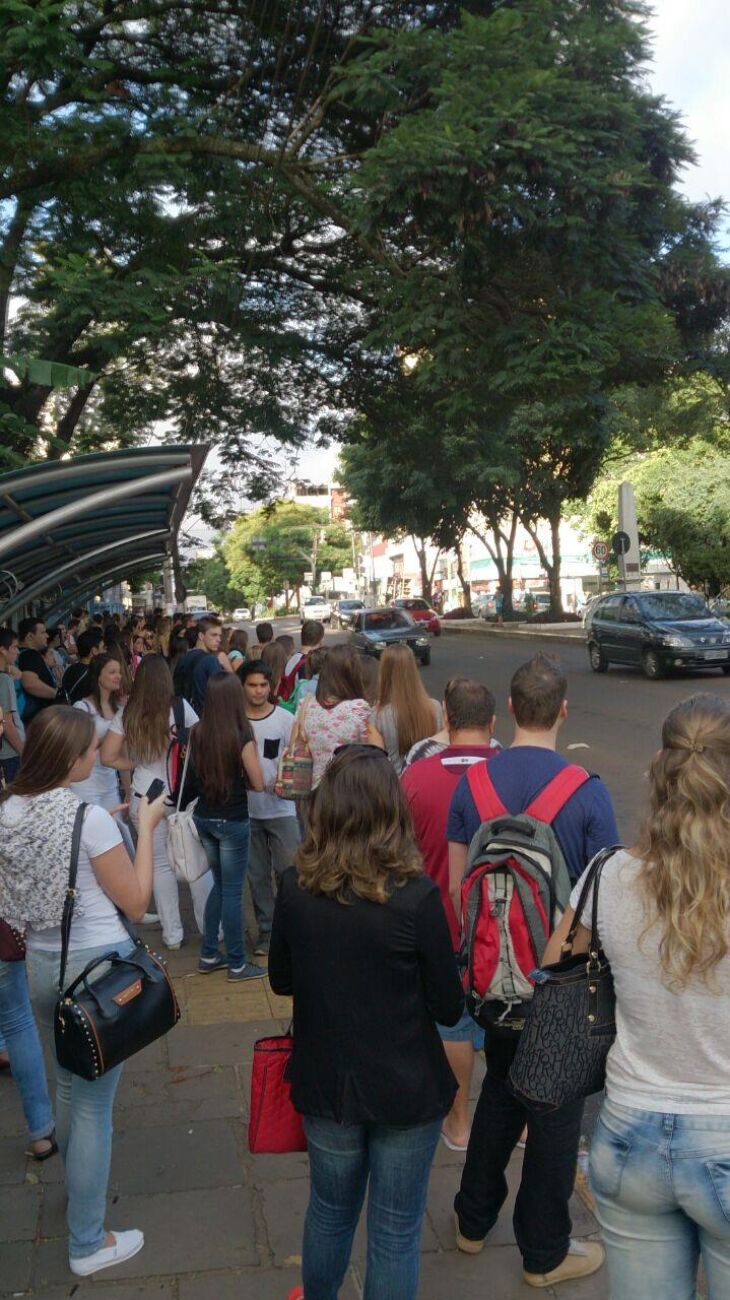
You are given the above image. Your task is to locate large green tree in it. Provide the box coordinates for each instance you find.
[223,500,350,609]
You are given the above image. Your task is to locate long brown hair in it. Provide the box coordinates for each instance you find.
[0,705,95,802]
[297,747,422,903]
[315,643,364,706]
[638,693,730,988]
[81,653,122,716]
[261,641,287,699]
[191,674,253,804]
[123,654,175,763]
[377,643,436,755]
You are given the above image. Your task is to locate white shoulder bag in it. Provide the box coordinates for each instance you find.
[166,745,210,883]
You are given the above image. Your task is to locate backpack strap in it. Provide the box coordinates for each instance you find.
[172,695,186,738]
[524,765,590,824]
[467,761,508,822]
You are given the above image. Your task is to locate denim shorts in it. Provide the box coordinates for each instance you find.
[438,1007,485,1049]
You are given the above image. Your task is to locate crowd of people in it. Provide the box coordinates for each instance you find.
[1,604,730,1300]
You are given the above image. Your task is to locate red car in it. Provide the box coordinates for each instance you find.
[393,597,441,636]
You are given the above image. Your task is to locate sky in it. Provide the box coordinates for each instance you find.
[293,0,730,487]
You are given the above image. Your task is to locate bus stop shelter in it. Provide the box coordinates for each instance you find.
[0,445,207,625]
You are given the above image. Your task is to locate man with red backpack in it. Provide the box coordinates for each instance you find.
[447,654,618,1290]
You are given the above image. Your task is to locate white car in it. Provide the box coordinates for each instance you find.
[232,607,251,622]
[299,595,331,624]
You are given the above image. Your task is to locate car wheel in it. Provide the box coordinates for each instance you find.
[722,665,730,676]
[420,650,431,667]
[433,628,441,637]
[588,642,608,673]
[642,649,663,680]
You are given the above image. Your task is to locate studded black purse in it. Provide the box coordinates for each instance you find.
[508,846,620,1111]
[54,804,180,1081]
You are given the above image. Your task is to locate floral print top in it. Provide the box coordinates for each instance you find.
[300,697,372,788]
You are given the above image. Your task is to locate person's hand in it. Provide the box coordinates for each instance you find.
[137,790,167,834]
[109,802,129,818]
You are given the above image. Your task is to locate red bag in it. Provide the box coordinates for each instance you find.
[248,1034,307,1154]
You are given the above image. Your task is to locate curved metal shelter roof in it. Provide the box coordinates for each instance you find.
[0,445,208,623]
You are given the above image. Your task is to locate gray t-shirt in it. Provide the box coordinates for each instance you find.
[572,849,730,1113]
[374,700,443,775]
[0,671,25,759]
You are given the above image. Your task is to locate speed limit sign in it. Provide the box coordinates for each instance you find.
[592,539,610,563]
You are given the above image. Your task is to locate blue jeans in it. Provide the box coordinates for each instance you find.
[0,958,54,1141]
[194,815,250,968]
[591,1098,730,1300]
[26,939,135,1259]
[302,1116,441,1300]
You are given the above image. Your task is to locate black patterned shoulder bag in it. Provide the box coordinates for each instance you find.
[54,804,180,1080]
[508,845,621,1111]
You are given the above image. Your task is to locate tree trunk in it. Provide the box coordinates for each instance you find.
[524,513,564,616]
[468,512,517,615]
[455,545,470,609]
[411,535,436,604]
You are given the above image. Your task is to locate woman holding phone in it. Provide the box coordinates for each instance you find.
[101,654,209,950]
[0,705,167,1277]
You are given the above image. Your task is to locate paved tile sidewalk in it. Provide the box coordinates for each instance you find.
[1,917,610,1299]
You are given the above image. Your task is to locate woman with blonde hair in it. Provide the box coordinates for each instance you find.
[543,693,730,1300]
[373,643,443,774]
[269,747,463,1300]
[101,655,210,949]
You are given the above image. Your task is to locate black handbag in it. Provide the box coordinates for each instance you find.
[508,845,620,1111]
[54,804,180,1081]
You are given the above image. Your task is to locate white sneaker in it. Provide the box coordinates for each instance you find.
[70,1229,144,1277]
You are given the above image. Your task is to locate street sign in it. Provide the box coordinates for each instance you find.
[612,531,631,556]
[303,571,313,583]
[592,540,610,563]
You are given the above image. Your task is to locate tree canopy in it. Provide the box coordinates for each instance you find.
[222,500,351,607]
[2,0,728,586]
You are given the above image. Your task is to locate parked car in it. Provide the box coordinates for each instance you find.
[473,593,498,619]
[331,598,365,629]
[349,608,431,666]
[231,606,251,622]
[585,590,730,679]
[299,594,331,624]
[392,597,441,636]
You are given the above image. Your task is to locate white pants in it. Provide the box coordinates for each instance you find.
[130,798,212,946]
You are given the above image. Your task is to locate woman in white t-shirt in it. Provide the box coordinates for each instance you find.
[102,654,209,950]
[70,654,134,855]
[544,694,730,1300]
[0,704,166,1278]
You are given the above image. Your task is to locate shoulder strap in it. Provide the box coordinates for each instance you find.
[524,765,590,825]
[466,761,507,822]
[58,802,87,993]
[172,695,186,735]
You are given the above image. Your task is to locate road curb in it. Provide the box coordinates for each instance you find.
[441,621,585,648]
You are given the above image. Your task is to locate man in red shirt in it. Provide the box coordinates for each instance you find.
[402,677,498,1150]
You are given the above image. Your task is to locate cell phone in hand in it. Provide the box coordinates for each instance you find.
[145,778,165,802]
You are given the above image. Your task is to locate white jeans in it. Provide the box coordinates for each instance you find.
[130,797,212,946]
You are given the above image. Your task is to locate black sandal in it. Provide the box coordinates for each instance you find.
[25,1133,58,1162]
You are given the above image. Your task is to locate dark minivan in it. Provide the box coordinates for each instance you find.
[585,591,730,679]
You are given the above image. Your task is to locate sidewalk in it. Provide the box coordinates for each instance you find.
[1,913,609,1300]
[442,619,585,646]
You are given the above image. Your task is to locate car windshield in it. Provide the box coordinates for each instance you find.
[399,599,428,610]
[305,596,326,604]
[364,611,412,631]
[341,600,363,610]
[636,593,711,622]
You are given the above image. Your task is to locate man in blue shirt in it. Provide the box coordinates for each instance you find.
[449,654,618,1290]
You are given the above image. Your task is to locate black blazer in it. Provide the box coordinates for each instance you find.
[269,867,464,1126]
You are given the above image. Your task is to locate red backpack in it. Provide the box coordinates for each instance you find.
[460,762,590,1034]
[278,653,306,702]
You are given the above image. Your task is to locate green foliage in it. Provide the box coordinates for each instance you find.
[223,501,350,602]
[576,378,730,593]
[181,550,249,614]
